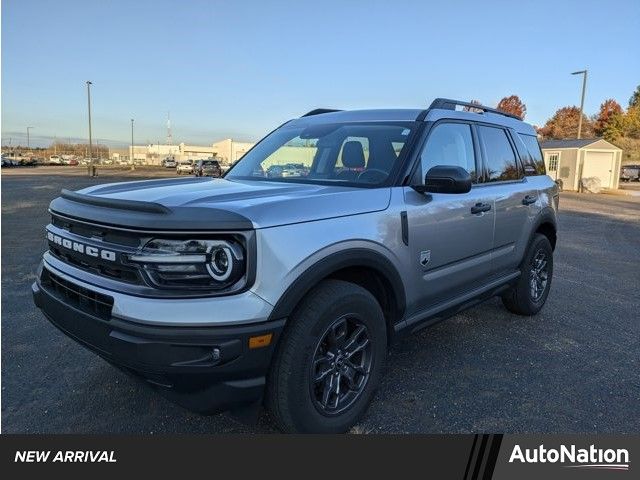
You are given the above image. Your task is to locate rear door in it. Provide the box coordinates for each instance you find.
[403,121,495,313]
[475,125,541,276]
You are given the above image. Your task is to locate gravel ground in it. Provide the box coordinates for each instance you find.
[2,170,639,433]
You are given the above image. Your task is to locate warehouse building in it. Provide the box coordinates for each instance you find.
[211,139,255,164]
[540,138,623,191]
[123,139,255,166]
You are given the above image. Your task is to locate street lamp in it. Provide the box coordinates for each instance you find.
[86,81,94,175]
[571,70,588,139]
[26,126,33,149]
[130,119,135,170]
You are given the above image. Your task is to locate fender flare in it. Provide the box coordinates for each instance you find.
[530,207,558,249]
[268,248,406,321]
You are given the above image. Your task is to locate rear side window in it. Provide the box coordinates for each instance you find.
[478,126,522,182]
[517,134,546,175]
[419,123,477,182]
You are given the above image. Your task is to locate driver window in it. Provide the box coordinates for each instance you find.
[420,123,477,182]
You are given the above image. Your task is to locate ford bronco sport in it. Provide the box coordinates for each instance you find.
[33,99,559,433]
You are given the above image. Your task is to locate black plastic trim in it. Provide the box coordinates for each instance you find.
[50,196,254,232]
[33,280,285,413]
[61,189,170,214]
[301,108,343,117]
[268,248,406,322]
[429,98,521,120]
[400,211,409,246]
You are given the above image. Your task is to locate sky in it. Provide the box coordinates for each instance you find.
[2,0,639,148]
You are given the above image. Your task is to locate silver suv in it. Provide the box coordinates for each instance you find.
[33,99,559,433]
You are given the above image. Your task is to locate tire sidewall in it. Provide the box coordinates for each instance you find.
[523,235,554,312]
[283,288,386,433]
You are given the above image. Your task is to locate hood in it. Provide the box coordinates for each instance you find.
[59,177,391,230]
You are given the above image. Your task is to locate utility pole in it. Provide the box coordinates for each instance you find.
[27,126,33,150]
[571,70,588,139]
[131,119,135,170]
[86,81,94,175]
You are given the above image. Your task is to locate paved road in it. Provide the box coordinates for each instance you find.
[2,172,639,433]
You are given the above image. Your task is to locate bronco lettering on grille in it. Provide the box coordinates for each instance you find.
[47,231,117,262]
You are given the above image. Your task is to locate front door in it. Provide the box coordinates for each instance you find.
[404,121,495,315]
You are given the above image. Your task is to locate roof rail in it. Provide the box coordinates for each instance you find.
[428,98,521,120]
[301,108,342,117]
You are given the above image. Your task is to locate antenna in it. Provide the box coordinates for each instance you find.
[166,111,173,145]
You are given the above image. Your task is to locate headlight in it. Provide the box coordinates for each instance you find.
[128,238,245,290]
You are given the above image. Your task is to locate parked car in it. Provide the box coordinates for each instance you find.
[176,160,194,175]
[162,158,177,168]
[49,155,63,165]
[194,159,222,177]
[20,157,39,167]
[620,164,640,182]
[33,98,558,433]
[1,156,14,167]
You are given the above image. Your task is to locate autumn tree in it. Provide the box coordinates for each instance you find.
[594,99,623,136]
[496,95,526,119]
[629,85,640,108]
[538,106,595,139]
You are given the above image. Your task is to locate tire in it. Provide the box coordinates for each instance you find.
[266,279,387,433]
[502,233,553,316]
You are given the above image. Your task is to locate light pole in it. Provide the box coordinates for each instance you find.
[571,70,588,139]
[26,126,33,150]
[86,81,94,175]
[130,119,135,170]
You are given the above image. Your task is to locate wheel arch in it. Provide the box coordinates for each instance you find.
[268,248,407,339]
[532,208,558,251]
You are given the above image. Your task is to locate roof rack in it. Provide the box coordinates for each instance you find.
[428,98,521,120]
[301,108,342,117]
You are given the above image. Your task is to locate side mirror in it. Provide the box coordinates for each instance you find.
[413,165,472,194]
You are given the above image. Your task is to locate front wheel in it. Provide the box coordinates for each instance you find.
[502,233,553,315]
[266,279,387,433]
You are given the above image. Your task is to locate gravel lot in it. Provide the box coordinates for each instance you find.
[2,168,639,433]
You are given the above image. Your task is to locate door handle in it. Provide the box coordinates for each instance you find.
[522,194,538,205]
[471,202,492,214]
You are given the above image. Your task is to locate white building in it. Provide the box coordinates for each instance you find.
[540,138,623,191]
[211,139,255,164]
[121,138,255,166]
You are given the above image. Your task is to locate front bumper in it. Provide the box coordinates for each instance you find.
[32,276,285,413]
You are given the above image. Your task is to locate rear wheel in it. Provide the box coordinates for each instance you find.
[502,234,553,315]
[266,280,386,433]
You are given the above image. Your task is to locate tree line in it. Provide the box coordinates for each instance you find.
[488,85,640,162]
[488,85,639,141]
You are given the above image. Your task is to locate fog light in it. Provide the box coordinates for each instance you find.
[211,348,221,361]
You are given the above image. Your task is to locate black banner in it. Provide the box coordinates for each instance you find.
[0,434,636,478]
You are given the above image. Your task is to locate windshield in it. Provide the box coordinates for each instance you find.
[227,122,416,187]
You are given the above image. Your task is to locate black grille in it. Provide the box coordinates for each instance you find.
[51,215,141,247]
[41,269,114,320]
[48,246,141,283]
[49,213,144,284]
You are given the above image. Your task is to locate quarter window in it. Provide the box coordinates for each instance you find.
[518,134,546,175]
[478,126,522,182]
[419,123,477,182]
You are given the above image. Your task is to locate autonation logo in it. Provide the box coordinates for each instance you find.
[509,444,630,471]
